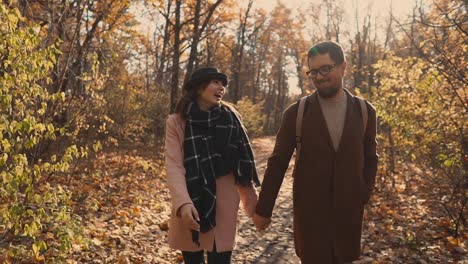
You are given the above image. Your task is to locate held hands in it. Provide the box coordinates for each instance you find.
[179,203,200,231]
[238,184,258,218]
[239,185,270,232]
[253,213,271,232]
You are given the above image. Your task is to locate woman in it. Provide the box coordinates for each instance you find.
[165,67,260,264]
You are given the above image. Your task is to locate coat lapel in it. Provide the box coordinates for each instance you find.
[335,91,353,154]
[336,89,362,156]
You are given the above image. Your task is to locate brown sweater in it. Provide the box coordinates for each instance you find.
[317,91,347,151]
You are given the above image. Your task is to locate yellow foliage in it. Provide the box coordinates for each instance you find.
[234,97,265,137]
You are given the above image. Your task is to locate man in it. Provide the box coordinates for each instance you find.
[253,41,378,264]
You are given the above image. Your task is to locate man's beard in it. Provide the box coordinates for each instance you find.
[316,84,340,98]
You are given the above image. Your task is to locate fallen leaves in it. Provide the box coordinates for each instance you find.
[54,144,179,263]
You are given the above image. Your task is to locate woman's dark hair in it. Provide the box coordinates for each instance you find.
[175,81,209,119]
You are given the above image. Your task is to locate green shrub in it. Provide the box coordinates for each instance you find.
[0,4,84,262]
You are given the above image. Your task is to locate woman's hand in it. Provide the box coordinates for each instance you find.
[244,192,258,218]
[238,184,258,218]
[179,203,200,231]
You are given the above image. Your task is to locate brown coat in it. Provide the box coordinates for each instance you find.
[256,90,378,263]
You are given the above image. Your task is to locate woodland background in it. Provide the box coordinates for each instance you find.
[0,0,466,262]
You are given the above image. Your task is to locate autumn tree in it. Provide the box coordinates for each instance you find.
[372,0,466,237]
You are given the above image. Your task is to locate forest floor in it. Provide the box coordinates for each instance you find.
[65,136,466,264]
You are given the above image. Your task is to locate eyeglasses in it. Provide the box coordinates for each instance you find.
[306,64,337,79]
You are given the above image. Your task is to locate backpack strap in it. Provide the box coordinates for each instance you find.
[294,96,308,169]
[355,96,368,133]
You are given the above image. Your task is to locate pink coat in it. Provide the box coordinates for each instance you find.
[165,114,258,252]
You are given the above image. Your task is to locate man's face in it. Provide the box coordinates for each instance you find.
[307,53,346,98]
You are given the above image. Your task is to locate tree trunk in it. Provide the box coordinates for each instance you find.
[232,0,253,103]
[170,0,182,113]
[183,0,223,85]
[157,0,172,88]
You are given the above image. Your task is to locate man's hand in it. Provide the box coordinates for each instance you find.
[253,213,271,231]
[179,203,200,231]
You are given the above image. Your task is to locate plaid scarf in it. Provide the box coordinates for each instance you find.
[184,102,260,246]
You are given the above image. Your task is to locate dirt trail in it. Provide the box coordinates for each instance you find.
[232,137,300,264]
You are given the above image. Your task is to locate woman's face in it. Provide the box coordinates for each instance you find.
[197,79,226,111]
